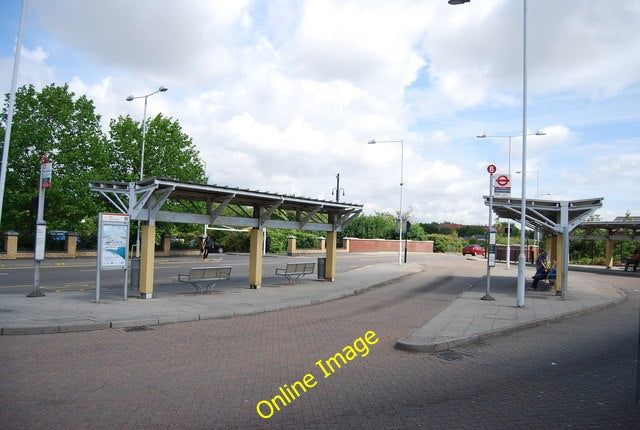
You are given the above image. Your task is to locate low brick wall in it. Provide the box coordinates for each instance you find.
[344,238,433,253]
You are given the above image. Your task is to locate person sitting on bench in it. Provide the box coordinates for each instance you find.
[531,251,554,290]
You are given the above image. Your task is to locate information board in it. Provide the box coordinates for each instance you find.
[98,213,130,270]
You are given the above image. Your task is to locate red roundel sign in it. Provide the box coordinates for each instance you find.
[496,175,510,186]
[487,164,497,174]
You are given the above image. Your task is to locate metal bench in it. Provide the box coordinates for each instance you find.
[275,262,315,284]
[178,266,232,294]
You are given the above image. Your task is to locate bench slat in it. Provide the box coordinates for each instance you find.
[275,262,315,284]
[178,266,232,294]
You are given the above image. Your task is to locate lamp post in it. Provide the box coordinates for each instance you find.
[126,86,168,257]
[332,173,345,202]
[451,0,531,307]
[517,169,540,244]
[367,139,404,266]
[477,131,545,269]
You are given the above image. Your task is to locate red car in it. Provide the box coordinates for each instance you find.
[462,244,485,256]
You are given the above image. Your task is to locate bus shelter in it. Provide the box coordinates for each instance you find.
[91,178,363,298]
[485,196,603,299]
[571,217,640,268]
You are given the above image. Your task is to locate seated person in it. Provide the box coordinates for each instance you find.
[624,250,640,272]
[531,251,556,290]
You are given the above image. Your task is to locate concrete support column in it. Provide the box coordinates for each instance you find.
[317,236,326,251]
[325,231,337,282]
[4,231,18,259]
[65,232,78,258]
[287,235,297,256]
[139,224,156,299]
[249,227,263,289]
[605,239,615,269]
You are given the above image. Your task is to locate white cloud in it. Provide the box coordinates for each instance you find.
[0,0,637,225]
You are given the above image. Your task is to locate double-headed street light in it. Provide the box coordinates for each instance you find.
[126,86,168,181]
[126,86,168,257]
[367,139,404,266]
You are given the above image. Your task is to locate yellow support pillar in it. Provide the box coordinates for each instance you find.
[139,224,156,299]
[605,239,615,269]
[551,233,563,295]
[249,228,263,289]
[325,231,337,282]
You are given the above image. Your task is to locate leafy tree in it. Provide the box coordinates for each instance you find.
[407,222,427,241]
[107,114,206,183]
[0,84,209,248]
[0,84,111,246]
[107,113,208,241]
[340,212,396,240]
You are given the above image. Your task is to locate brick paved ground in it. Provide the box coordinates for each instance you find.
[1,257,638,429]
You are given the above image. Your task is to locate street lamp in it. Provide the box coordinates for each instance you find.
[451,0,530,307]
[126,86,168,257]
[476,131,545,269]
[367,139,404,266]
[126,86,168,181]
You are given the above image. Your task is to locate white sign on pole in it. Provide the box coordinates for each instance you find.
[34,223,46,261]
[493,173,511,196]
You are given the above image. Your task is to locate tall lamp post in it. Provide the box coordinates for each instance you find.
[450,0,530,307]
[367,139,404,266]
[477,131,545,269]
[125,86,168,257]
[517,169,540,244]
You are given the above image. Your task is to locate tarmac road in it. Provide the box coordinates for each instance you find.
[0,254,638,429]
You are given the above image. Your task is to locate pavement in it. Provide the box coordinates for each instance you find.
[0,255,628,353]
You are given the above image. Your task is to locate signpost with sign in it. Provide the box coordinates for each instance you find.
[483,165,497,301]
[28,155,52,298]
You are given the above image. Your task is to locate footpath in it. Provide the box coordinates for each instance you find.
[0,256,627,352]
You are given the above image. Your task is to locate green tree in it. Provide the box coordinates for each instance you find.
[340,212,396,240]
[107,114,206,183]
[0,84,111,245]
[107,114,208,241]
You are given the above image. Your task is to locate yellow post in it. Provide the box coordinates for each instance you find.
[4,231,18,259]
[139,224,156,299]
[65,233,78,258]
[325,231,337,281]
[605,239,615,269]
[287,235,297,256]
[551,234,563,295]
[249,228,263,289]
[317,236,326,251]
[162,235,171,257]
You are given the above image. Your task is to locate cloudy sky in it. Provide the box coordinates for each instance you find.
[1,0,639,225]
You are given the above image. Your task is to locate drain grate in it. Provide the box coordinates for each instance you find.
[123,326,153,333]
[435,350,473,362]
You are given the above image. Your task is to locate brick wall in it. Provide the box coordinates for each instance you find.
[344,238,434,253]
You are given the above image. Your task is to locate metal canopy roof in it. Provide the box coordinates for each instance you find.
[571,220,640,241]
[90,177,363,232]
[484,196,604,235]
